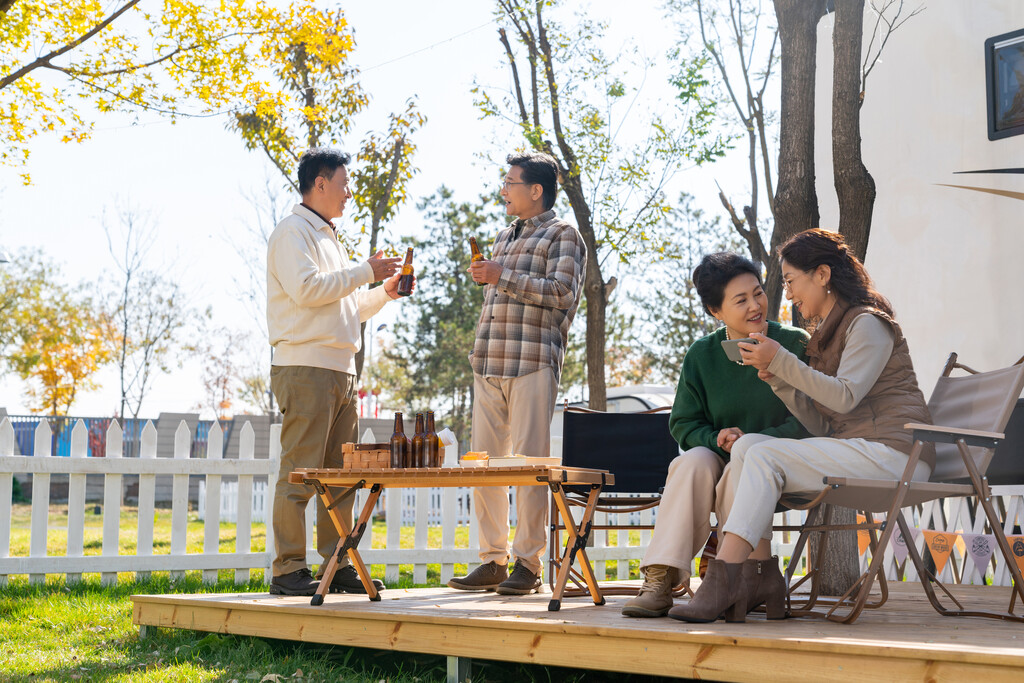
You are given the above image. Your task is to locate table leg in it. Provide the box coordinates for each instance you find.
[548,483,605,611]
[308,482,383,605]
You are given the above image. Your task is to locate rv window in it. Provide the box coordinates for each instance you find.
[986,28,1024,140]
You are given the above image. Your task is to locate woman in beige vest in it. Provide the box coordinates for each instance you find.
[670,229,934,624]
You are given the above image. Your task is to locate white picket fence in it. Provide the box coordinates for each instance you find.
[2,415,1021,588]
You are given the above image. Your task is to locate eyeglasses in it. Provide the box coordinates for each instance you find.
[501,180,530,190]
[782,271,810,294]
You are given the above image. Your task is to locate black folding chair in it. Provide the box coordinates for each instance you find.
[548,406,685,597]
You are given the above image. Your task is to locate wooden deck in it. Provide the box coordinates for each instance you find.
[132,581,1024,682]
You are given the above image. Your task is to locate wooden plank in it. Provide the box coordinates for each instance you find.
[413,489,428,584]
[0,455,274,475]
[29,421,51,584]
[101,422,123,586]
[0,418,16,587]
[170,421,190,581]
[235,423,255,584]
[66,421,89,584]
[203,422,224,584]
[136,422,157,582]
[287,466,613,489]
[131,584,1024,682]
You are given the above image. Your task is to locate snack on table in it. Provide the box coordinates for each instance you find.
[460,451,488,468]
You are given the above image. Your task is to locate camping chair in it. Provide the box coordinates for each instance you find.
[548,406,687,598]
[779,352,1024,623]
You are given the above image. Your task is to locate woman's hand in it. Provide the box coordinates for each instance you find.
[717,427,744,453]
[739,332,780,371]
[757,369,776,382]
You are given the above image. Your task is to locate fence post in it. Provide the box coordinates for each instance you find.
[265,424,281,584]
[385,487,401,584]
[236,422,255,585]
[101,421,123,586]
[136,421,158,582]
[66,420,89,584]
[0,418,15,587]
[29,421,52,585]
[203,421,224,584]
[168,421,191,582]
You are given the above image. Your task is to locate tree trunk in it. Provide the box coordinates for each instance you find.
[769,0,825,318]
[832,0,876,263]
[558,173,606,410]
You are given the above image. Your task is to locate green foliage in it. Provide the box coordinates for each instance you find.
[374,188,504,446]
[351,98,427,245]
[627,194,742,384]
[11,475,25,503]
[1,250,115,415]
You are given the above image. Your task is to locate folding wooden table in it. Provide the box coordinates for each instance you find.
[288,465,614,611]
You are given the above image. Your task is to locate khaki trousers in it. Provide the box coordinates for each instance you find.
[722,433,932,548]
[270,365,358,577]
[471,368,557,576]
[639,447,739,581]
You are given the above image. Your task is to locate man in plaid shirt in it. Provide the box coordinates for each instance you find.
[447,151,587,595]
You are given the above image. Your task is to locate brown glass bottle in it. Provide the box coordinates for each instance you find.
[389,412,410,468]
[425,411,440,467]
[396,247,415,297]
[410,413,426,468]
[468,237,485,287]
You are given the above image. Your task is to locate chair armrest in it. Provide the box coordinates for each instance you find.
[904,422,1004,448]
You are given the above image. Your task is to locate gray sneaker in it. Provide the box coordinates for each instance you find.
[621,564,678,617]
[495,561,542,595]
[447,561,508,591]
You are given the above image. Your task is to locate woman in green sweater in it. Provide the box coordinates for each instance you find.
[622,252,808,618]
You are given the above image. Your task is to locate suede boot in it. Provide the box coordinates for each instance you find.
[621,564,678,618]
[668,559,747,623]
[743,556,787,619]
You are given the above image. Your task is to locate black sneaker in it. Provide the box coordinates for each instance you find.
[270,568,319,596]
[322,565,385,594]
[495,561,542,595]
[447,561,508,591]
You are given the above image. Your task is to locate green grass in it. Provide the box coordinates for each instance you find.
[1,505,676,682]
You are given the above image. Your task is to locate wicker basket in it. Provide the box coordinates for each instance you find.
[342,442,391,469]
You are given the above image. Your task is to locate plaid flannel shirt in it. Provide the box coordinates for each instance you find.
[469,210,587,381]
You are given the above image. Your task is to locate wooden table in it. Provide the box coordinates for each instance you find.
[288,465,615,611]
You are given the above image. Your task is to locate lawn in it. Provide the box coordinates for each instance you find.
[1,505,665,682]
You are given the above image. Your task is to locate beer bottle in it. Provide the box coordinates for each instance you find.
[411,413,426,468]
[425,411,440,467]
[468,237,485,287]
[389,412,410,468]
[396,247,415,297]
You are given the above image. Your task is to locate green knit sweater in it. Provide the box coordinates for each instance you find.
[669,321,810,461]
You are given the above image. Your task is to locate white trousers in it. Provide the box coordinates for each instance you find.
[471,368,557,575]
[722,433,932,548]
[639,447,740,581]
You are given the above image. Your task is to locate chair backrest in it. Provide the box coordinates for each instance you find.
[561,408,679,493]
[927,358,1024,482]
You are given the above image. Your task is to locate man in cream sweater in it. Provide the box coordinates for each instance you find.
[267,147,407,596]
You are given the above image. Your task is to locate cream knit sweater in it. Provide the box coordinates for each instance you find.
[267,204,391,374]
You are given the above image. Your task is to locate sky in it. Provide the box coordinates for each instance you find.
[0,0,747,419]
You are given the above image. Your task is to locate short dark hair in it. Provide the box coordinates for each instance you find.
[692,252,762,316]
[506,151,559,210]
[297,147,351,195]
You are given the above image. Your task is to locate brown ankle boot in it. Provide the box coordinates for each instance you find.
[668,559,747,623]
[744,557,787,619]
